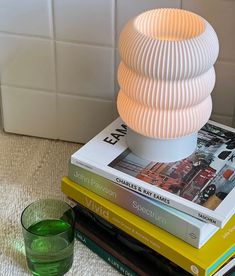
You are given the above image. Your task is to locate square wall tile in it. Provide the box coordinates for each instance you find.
[57,94,118,143]
[1,86,57,138]
[54,0,114,46]
[210,114,233,128]
[0,0,52,37]
[116,0,181,40]
[56,42,115,100]
[0,34,55,91]
[182,0,235,62]
[212,61,235,117]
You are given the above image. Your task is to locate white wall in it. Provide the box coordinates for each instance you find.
[0,0,234,143]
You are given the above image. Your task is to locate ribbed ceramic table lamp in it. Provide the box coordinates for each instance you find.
[117,8,219,162]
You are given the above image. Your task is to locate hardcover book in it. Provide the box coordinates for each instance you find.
[68,162,218,248]
[71,117,235,227]
[76,229,138,276]
[74,202,190,276]
[61,177,235,276]
[74,203,235,276]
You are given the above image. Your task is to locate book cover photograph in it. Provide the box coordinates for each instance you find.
[109,122,235,211]
[71,118,235,227]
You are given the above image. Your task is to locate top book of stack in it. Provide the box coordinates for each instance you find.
[71,117,235,228]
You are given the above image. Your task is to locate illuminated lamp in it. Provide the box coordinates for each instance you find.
[117,8,219,162]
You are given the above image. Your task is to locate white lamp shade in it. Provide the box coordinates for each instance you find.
[118,9,219,80]
[118,90,212,138]
[118,62,215,110]
[117,8,219,161]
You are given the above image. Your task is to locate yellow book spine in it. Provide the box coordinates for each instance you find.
[62,177,208,276]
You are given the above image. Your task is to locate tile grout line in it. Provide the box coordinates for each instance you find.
[49,0,59,139]
[1,84,114,103]
[1,84,55,94]
[0,30,114,49]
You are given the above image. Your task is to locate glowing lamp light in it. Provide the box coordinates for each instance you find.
[117,8,219,162]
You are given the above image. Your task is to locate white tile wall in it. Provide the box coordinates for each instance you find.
[182,0,235,62]
[1,86,57,138]
[212,61,235,117]
[0,0,52,38]
[116,0,181,41]
[210,114,234,127]
[0,34,55,90]
[54,0,115,46]
[57,94,118,142]
[0,0,234,143]
[56,42,114,99]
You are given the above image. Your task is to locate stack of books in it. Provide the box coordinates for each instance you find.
[61,117,235,276]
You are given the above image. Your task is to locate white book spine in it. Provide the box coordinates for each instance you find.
[69,163,218,248]
[71,117,235,228]
[71,156,223,228]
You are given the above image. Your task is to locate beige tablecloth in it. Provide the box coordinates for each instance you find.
[0,127,120,276]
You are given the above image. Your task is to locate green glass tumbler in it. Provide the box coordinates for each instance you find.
[21,199,75,276]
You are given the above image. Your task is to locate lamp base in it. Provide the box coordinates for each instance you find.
[126,128,198,163]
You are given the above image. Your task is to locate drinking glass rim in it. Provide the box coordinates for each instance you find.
[21,198,75,236]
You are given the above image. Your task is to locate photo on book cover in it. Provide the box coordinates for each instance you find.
[109,123,235,212]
